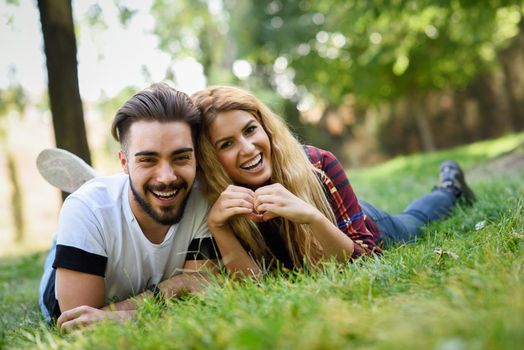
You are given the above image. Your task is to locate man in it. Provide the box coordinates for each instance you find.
[39,83,218,331]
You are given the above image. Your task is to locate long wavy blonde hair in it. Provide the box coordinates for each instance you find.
[192,86,336,268]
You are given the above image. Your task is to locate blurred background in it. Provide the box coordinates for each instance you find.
[1,0,523,256]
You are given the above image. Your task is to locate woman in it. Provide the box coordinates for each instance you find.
[37,85,475,276]
[190,86,474,275]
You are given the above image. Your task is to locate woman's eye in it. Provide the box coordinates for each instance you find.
[219,141,232,150]
[245,125,257,134]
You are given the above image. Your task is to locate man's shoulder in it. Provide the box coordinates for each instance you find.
[67,173,129,209]
[184,182,210,214]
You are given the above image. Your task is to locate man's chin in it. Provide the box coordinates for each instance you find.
[152,207,182,225]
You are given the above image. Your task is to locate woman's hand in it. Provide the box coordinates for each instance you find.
[208,185,258,229]
[254,183,321,224]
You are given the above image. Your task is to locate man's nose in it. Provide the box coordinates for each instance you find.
[156,161,177,183]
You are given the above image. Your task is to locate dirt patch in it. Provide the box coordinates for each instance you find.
[468,141,524,180]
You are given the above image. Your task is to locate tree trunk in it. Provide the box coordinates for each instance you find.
[37,0,91,164]
[467,75,500,139]
[500,61,519,132]
[0,123,25,243]
[413,98,436,152]
[453,90,472,143]
[6,151,24,243]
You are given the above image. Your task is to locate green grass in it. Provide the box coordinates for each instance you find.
[1,133,523,349]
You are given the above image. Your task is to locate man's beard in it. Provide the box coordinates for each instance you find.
[129,177,190,226]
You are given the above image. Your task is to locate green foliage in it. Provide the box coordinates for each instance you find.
[227,0,524,105]
[0,83,27,118]
[1,134,523,349]
[151,0,233,83]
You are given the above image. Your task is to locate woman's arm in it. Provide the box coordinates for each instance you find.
[254,183,355,261]
[207,185,262,277]
[311,147,382,258]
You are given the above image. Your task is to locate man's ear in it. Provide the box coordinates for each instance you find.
[118,151,129,174]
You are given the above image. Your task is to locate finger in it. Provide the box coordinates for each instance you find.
[255,196,282,213]
[222,198,255,210]
[256,203,275,214]
[57,305,89,328]
[254,183,283,195]
[221,191,255,204]
[61,317,81,333]
[262,211,279,221]
[224,207,253,217]
[248,212,265,222]
[226,185,255,196]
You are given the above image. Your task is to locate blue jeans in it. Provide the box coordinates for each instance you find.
[360,189,456,246]
[39,237,56,322]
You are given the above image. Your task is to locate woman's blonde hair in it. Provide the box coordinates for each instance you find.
[192,86,336,268]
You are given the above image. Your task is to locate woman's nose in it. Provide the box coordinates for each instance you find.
[239,137,256,154]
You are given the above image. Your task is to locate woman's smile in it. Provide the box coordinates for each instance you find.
[209,110,272,187]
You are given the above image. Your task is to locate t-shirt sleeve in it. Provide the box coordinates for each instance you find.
[186,191,220,261]
[52,196,108,277]
[318,149,382,259]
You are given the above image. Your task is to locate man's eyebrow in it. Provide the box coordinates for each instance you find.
[134,151,157,157]
[172,147,194,155]
[134,148,193,157]
[214,120,255,147]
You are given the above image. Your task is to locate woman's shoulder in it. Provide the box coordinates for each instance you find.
[302,145,339,166]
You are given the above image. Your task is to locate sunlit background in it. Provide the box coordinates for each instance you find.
[1,0,523,256]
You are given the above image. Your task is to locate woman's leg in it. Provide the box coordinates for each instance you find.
[361,189,456,246]
[360,160,474,246]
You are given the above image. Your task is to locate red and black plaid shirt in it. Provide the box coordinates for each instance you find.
[304,145,383,259]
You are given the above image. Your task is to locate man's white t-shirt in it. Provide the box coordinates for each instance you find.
[40,173,215,318]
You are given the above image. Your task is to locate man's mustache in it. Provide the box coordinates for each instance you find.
[146,181,188,192]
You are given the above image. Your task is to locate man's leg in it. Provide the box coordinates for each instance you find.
[39,238,58,322]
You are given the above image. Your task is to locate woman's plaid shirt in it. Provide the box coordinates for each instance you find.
[304,145,383,259]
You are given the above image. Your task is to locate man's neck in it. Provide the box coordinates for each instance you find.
[128,187,170,244]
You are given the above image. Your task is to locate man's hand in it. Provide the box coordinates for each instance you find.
[57,305,135,332]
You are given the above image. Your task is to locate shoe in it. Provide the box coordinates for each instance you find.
[36,148,97,193]
[439,160,476,205]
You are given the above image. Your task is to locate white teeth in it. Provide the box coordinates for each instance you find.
[152,190,178,199]
[241,154,262,169]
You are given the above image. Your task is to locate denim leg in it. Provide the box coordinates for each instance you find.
[39,238,56,322]
[361,189,456,247]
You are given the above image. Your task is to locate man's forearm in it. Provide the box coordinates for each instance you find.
[104,272,212,311]
[158,271,212,298]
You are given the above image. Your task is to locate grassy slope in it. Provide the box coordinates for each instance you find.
[1,133,523,350]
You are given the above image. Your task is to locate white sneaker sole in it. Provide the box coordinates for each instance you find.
[36,148,97,193]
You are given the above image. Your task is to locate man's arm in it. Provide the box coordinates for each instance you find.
[55,267,136,332]
[106,259,218,311]
[55,268,105,311]
[57,259,218,332]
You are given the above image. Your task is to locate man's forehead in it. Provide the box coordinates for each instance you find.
[127,120,194,150]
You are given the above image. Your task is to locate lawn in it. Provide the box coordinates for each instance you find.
[1,133,523,350]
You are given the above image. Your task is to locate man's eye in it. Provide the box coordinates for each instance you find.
[174,155,191,162]
[139,158,155,163]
